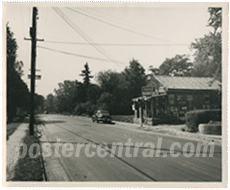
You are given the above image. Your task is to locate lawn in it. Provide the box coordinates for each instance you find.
[7,117,27,140]
[111,115,134,123]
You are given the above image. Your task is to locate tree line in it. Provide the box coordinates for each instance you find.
[44,60,146,115]
[7,26,44,122]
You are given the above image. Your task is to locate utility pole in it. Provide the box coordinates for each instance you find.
[29,7,38,136]
[25,7,43,136]
[139,101,143,127]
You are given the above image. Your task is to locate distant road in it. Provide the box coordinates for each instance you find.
[38,114,221,181]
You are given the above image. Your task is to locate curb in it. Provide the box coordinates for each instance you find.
[34,124,48,181]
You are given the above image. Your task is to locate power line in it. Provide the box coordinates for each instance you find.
[44,40,189,46]
[52,7,124,68]
[81,7,157,37]
[66,7,174,43]
[37,45,125,64]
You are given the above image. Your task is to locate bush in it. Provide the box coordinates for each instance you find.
[185,109,221,132]
[73,102,97,116]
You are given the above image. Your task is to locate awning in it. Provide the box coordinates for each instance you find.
[132,96,143,102]
[132,96,152,102]
[132,93,167,102]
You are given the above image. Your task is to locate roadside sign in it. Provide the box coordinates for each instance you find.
[141,86,154,96]
[28,75,41,80]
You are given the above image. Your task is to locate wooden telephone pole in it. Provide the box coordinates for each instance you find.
[25,7,43,135]
[29,7,38,135]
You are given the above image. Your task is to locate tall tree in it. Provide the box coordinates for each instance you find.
[45,94,55,113]
[80,62,93,87]
[158,54,193,76]
[123,59,147,98]
[191,8,222,81]
[7,25,29,121]
[207,8,222,34]
[54,80,86,113]
[96,70,121,94]
[34,94,44,113]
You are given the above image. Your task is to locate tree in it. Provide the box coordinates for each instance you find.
[191,8,222,81]
[14,61,24,76]
[86,84,101,103]
[158,54,193,76]
[54,80,78,113]
[123,59,147,98]
[208,8,222,34]
[97,92,116,114]
[147,66,159,75]
[96,70,121,94]
[54,80,86,113]
[80,62,93,87]
[45,94,55,113]
[7,25,29,121]
[96,61,146,115]
[34,94,45,113]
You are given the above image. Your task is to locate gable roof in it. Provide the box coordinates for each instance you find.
[153,75,220,90]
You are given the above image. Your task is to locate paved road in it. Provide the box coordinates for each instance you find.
[38,114,221,181]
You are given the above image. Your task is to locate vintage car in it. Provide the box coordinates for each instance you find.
[92,110,112,123]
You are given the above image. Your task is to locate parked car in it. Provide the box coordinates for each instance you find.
[92,110,112,123]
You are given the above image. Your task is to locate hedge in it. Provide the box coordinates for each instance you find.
[185,109,221,132]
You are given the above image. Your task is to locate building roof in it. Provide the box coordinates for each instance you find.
[153,75,220,90]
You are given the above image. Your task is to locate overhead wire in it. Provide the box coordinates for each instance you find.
[80,7,158,37]
[44,40,189,46]
[52,7,125,68]
[37,45,124,63]
[66,7,174,43]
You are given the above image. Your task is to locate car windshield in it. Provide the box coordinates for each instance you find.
[99,110,110,115]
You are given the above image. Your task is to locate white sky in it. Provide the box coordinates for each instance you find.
[3,3,217,97]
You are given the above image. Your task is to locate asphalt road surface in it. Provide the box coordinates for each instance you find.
[38,114,221,181]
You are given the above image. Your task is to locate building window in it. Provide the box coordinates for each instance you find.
[177,95,183,101]
[186,94,193,109]
[168,94,175,105]
[186,95,193,101]
[205,95,210,104]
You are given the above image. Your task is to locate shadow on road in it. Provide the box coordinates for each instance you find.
[34,116,66,126]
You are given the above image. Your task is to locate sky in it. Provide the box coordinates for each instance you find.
[3,3,216,97]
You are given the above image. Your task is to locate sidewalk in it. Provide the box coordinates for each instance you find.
[114,120,222,146]
[6,118,44,181]
[73,115,222,146]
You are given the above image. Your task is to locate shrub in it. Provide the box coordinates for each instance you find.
[185,109,221,132]
[73,102,97,116]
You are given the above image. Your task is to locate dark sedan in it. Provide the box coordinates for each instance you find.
[92,110,112,123]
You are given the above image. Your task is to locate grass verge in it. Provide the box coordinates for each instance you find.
[9,118,44,181]
[112,115,134,123]
[7,117,26,140]
[11,129,43,181]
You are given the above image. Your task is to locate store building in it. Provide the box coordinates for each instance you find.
[132,75,221,125]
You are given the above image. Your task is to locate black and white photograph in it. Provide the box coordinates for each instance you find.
[2,2,228,187]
